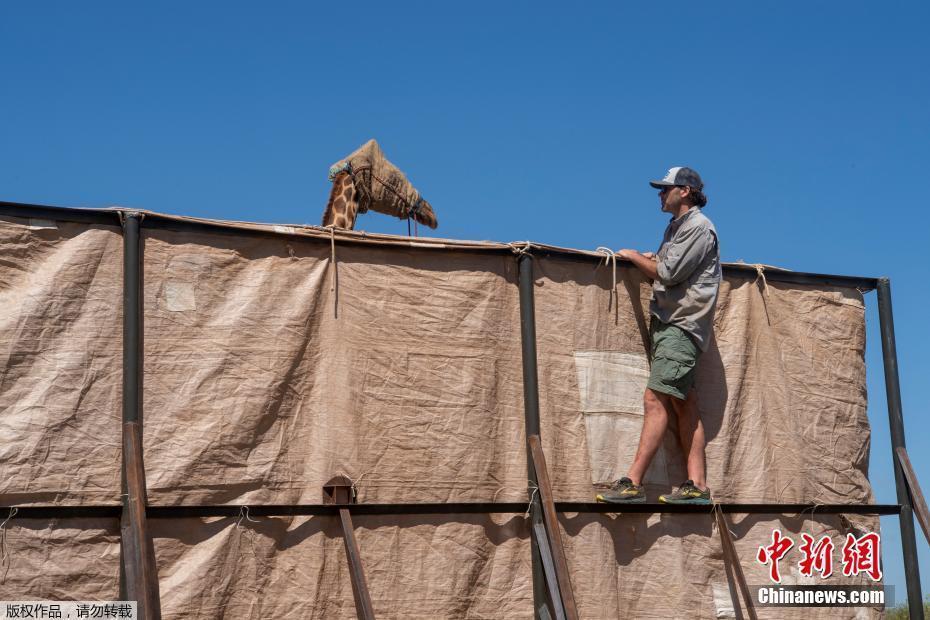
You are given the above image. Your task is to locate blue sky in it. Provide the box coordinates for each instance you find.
[2,0,929,604]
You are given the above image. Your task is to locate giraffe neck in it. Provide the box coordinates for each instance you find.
[322,172,360,229]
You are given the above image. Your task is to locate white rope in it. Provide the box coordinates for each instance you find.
[752,264,772,326]
[525,482,539,518]
[0,508,18,572]
[711,503,736,538]
[595,247,619,312]
[753,264,769,296]
[339,471,370,503]
[236,506,259,528]
[0,508,17,532]
[327,226,339,318]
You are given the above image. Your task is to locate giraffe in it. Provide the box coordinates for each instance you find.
[321,140,438,231]
[321,171,361,230]
[321,169,438,231]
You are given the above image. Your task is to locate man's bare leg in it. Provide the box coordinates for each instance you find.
[627,388,672,485]
[670,389,707,490]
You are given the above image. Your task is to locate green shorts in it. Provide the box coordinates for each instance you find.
[646,321,701,400]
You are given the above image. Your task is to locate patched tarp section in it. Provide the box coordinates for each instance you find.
[532,256,871,506]
[0,518,120,599]
[559,512,882,619]
[0,209,879,618]
[0,215,123,505]
[151,514,531,619]
[140,227,527,506]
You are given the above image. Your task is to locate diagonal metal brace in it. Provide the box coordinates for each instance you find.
[714,507,758,620]
[339,508,375,620]
[528,435,579,620]
[533,521,567,620]
[896,447,930,547]
[324,476,374,620]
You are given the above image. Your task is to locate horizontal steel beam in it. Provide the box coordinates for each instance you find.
[1,506,121,519]
[0,200,510,249]
[0,502,902,520]
[0,200,120,226]
[542,251,878,290]
[720,265,878,291]
[556,502,902,515]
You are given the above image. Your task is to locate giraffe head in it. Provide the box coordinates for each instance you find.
[321,171,362,229]
[322,171,439,231]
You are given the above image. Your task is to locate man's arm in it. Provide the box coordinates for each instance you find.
[618,249,658,280]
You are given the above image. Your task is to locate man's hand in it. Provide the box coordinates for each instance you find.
[617,249,659,281]
[617,249,656,260]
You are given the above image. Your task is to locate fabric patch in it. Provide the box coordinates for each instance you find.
[574,351,649,414]
[711,582,737,619]
[583,411,670,485]
[160,253,211,312]
[575,350,672,485]
[164,281,196,312]
[28,218,57,229]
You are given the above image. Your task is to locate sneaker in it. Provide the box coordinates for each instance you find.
[596,477,646,503]
[658,480,711,505]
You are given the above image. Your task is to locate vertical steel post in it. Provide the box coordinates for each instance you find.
[518,253,549,619]
[123,213,141,426]
[877,277,923,619]
[120,212,161,619]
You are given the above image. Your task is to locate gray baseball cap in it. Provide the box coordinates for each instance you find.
[649,166,704,190]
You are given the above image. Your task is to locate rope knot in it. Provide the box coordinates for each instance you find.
[753,264,769,296]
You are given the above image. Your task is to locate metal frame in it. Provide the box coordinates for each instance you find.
[0,503,904,520]
[0,200,883,289]
[0,200,923,619]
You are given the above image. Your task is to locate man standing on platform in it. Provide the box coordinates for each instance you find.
[596,166,721,505]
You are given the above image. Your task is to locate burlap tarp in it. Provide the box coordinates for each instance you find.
[0,211,882,618]
[329,139,435,226]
